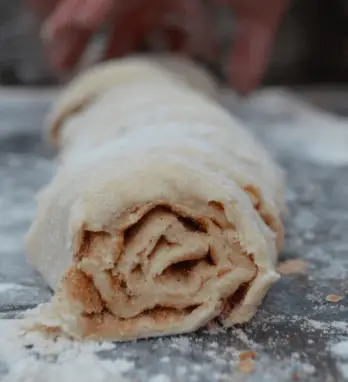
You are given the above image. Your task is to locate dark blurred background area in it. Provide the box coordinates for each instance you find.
[0,0,348,88]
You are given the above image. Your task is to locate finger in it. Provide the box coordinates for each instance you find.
[45,28,92,71]
[227,20,274,94]
[105,20,150,59]
[43,0,118,42]
[42,0,119,71]
[164,0,217,61]
[226,0,289,94]
[27,0,59,18]
[162,27,187,53]
[71,0,118,30]
[104,2,162,59]
[214,0,285,17]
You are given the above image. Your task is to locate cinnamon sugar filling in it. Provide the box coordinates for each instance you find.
[58,201,261,335]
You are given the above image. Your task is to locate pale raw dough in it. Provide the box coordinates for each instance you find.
[25,55,286,341]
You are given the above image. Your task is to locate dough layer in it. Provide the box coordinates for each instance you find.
[25,55,285,341]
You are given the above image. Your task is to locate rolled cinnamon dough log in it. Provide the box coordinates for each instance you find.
[25,55,286,341]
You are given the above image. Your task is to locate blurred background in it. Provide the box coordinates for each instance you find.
[0,0,348,90]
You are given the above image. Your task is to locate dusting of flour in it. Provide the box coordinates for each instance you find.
[329,340,348,380]
[222,89,348,166]
[0,319,133,382]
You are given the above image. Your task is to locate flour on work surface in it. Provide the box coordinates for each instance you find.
[223,89,348,166]
[304,319,348,334]
[0,319,133,382]
[329,340,348,380]
[150,375,171,382]
[1,311,346,382]
[330,340,348,358]
[169,335,191,350]
[269,124,348,166]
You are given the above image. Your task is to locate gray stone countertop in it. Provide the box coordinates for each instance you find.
[0,87,347,382]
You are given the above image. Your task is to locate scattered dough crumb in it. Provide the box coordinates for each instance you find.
[276,259,308,276]
[238,359,255,374]
[325,294,343,303]
[238,350,256,361]
[291,371,299,381]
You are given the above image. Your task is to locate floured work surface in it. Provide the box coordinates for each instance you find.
[0,88,347,382]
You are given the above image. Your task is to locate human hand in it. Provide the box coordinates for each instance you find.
[28,0,288,94]
[217,0,289,94]
[28,0,216,72]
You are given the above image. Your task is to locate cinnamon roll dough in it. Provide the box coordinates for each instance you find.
[25,55,286,341]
